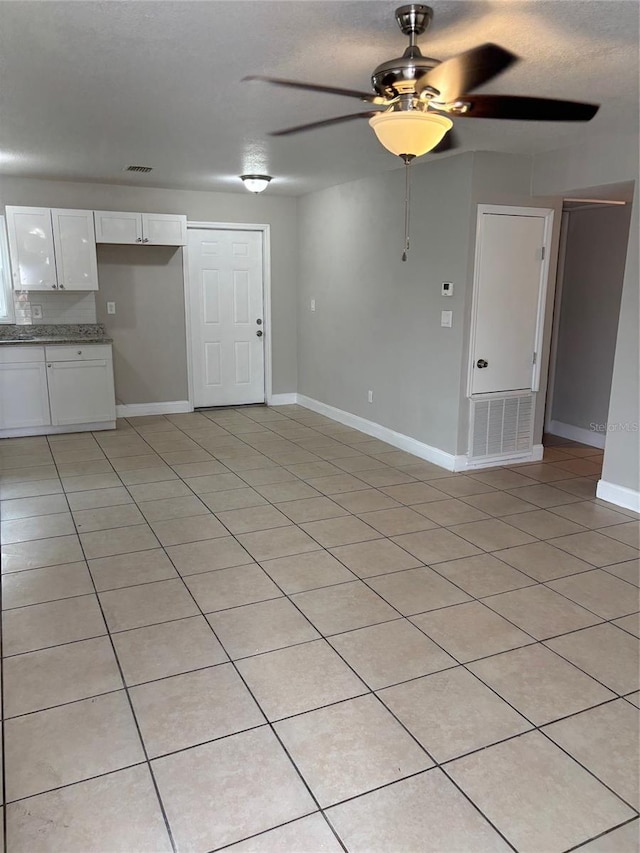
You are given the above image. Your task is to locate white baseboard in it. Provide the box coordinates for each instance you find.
[548,419,605,449]
[596,479,640,513]
[268,393,298,406]
[296,395,458,471]
[0,421,116,439]
[116,401,193,418]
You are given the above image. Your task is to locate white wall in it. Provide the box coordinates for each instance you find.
[0,176,299,403]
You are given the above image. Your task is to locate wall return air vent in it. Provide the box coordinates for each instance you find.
[469,393,534,461]
[124,165,153,173]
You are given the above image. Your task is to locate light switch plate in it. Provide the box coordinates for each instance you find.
[441,310,453,328]
[31,305,43,320]
[107,302,116,315]
[310,299,316,312]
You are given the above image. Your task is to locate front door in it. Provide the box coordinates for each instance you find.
[470,209,551,396]
[188,228,265,407]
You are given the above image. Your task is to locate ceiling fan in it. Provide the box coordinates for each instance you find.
[245,4,599,258]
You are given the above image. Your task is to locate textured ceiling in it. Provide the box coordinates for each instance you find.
[0,0,638,195]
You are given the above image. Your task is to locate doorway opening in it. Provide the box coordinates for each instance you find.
[544,183,634,453]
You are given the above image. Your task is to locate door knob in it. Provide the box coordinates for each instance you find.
[256,319,263,325]
[256,330,263,338]
[476,359,488,368]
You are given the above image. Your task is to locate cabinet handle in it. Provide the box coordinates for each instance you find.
[59,284,65,290]
[77,350,82,355]
[142,237,149,243]
[136,237,142,243]
[47,364,51,368]
[51,284,57,289]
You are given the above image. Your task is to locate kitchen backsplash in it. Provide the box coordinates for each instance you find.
[13,291,97,325]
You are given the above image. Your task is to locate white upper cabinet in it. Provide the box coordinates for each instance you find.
[5,207,57,290]
[94,211,186,246]
[94,211,143,244]
[51,209,99,290]
[142,213,187,246]
[6,206,99,291]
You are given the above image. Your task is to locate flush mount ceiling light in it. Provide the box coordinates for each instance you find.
[240,174,272,193]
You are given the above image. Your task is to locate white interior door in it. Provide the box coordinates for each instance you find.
[470,209,551,396]
[188,228,265,407]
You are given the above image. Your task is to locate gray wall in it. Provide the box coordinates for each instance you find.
[551,205,632,433]
[533,133,639,495]
[96,245,188,404]
[297,153,475,456]
[0,176,298,402]
[297,150,558,458]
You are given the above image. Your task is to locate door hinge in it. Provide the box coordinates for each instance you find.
[532,352,537,365]
[541,246,546,260]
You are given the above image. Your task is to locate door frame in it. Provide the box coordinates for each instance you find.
[183,221,272,409]
[466,204,555,398]
[544,210,570,434]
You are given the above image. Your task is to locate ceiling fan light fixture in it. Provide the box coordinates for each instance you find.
[240,174,272,193]
[368,111,453,158]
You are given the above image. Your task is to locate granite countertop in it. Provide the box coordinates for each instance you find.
[0,323,113,346]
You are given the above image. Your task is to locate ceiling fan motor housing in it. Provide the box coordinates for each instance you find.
[372,48,439,99]
[372,6,439,100]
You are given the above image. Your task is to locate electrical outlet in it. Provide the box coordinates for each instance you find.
[368,390,373,403]
[107,302,116,315]
[441,282,454,296]
[310,298,316,312]
[31,305,43,320]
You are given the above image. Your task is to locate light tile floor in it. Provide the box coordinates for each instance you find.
[1,405,639,853]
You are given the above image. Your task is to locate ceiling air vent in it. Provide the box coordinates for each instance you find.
[124,165,153,173]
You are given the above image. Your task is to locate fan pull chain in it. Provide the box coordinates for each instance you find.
[401,154,413,262]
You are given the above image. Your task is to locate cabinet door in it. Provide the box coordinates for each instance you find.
[94,211,142,244]
[51,209,99,291]
[5,207,57,290]
[47,360,116,425]
[0,363,51,428]
[142,213,187,246]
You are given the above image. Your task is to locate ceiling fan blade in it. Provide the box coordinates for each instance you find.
[243,75,383,104]
[418,43,518,102]
[431,127,460,153]
[270,112,380,137]
[454,95,599,121]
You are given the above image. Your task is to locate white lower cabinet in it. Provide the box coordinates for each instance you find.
[47,359,115,426]
[0,344,115,435]
[0,361,51,429]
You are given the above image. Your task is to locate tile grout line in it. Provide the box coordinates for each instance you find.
[111,411,525,850]
[0,409,637,850]
[34,434,180,853]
